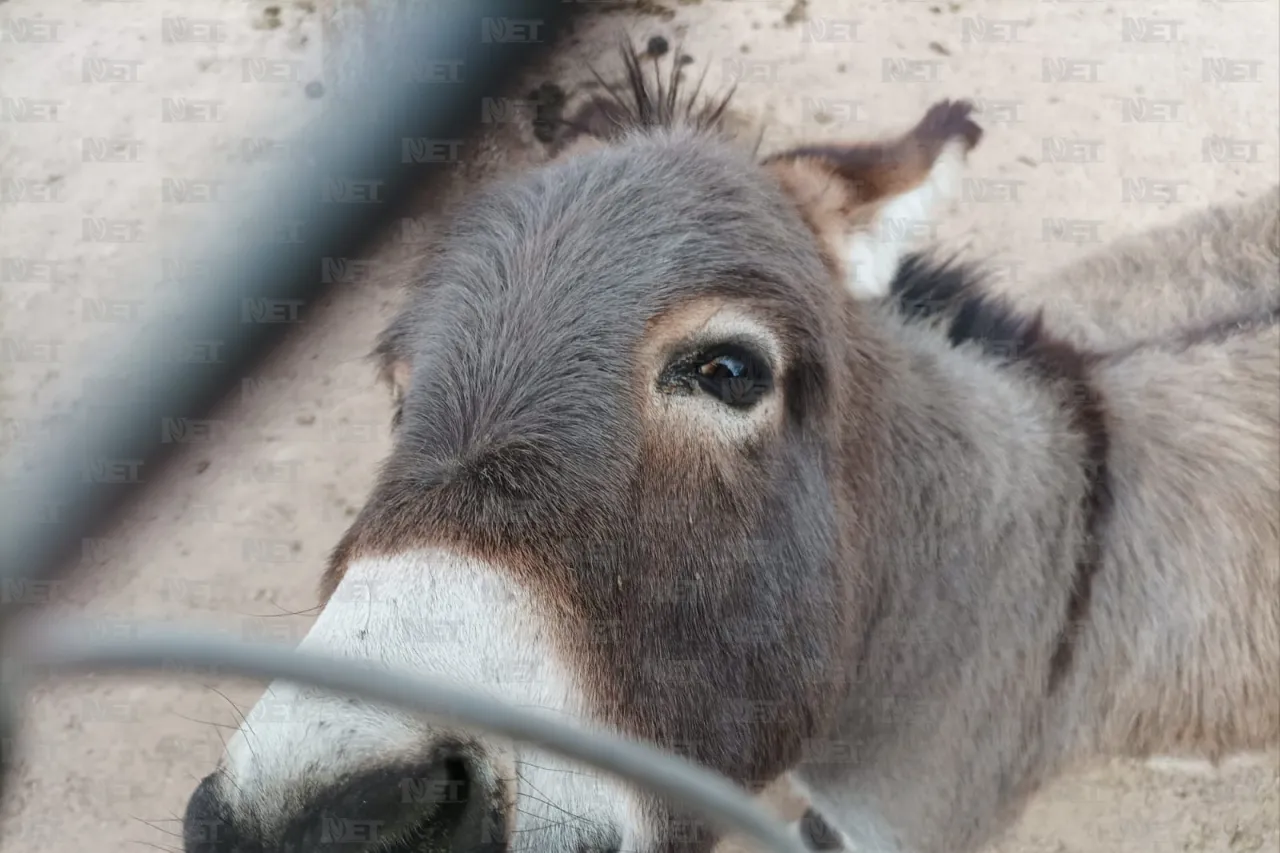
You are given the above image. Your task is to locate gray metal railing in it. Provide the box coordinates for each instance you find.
[0,1,805,851]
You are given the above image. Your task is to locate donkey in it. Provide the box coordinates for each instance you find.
[182,46,1280,853]
[1004,184,1280,352]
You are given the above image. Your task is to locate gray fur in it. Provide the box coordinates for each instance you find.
[376,119,1280,851]
[1021,186,1280,349]
[185,69,1280,850]
[797,187,1280,852]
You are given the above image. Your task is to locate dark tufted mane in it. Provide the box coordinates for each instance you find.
[889,250,1113,692]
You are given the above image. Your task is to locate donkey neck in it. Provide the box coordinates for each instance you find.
[854,300,1107,694]
[805,291,1111,850]
[857,256,1110,695]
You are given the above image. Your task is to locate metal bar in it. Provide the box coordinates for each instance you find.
[21,622,807,853]
[0,0,576,622]
[0,4,811,850]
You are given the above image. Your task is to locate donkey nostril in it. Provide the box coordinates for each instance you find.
[301,752,503,852]
[387,755,475,849]
[434,756,473,825]
[183,772,253,853]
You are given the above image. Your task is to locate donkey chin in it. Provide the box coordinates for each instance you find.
[183,43,1280,853]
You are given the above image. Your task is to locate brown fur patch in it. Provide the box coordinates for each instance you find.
[763,157,870,281]
[1038,336,1112,693]
[764,99,982,204]
[763,100,982,290]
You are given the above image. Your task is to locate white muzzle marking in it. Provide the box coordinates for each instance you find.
[216,548,646,850]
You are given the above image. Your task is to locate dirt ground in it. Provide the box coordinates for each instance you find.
[0,1,1277,851]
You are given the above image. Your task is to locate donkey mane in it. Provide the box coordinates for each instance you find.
[890,252,1041,354]
[557,39,741,144]
[889,251,1113,690]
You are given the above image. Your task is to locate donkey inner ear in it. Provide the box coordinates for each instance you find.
[763,99,983,300]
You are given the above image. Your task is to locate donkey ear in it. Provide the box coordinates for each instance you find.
[764,99,983,300]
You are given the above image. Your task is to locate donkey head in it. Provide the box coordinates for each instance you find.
[184,46,982,853]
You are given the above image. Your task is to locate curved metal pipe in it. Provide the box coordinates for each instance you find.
[19,621,806,853]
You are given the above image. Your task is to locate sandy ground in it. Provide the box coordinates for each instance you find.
[0,0,1277,851]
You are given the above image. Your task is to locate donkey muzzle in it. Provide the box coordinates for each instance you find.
[182,751,503,852]
[181,550,638,852]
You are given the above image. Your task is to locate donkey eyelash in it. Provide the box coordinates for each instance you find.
[662,326,779,373]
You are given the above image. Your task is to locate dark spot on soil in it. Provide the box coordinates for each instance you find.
[678,53,695,66]
[304,80,324,99]
[647,35,670,57]
[195,460,211,475]
[253,5,283,30]
[1017,155,1037,167]
[928,41,951,56]
[836,62,847,73]
[783,0,809,26]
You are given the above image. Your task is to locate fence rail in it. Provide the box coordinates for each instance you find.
[0,1,804,850]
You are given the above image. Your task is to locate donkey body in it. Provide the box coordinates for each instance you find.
[789,203,1280,853]
[1019,186,1280,350]
[183,49,1279,853]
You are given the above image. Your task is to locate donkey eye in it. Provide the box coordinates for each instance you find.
[692,344,773,408]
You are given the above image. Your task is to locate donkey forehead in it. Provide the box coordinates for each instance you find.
[411,133,831,346]
[336,133,841,575]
